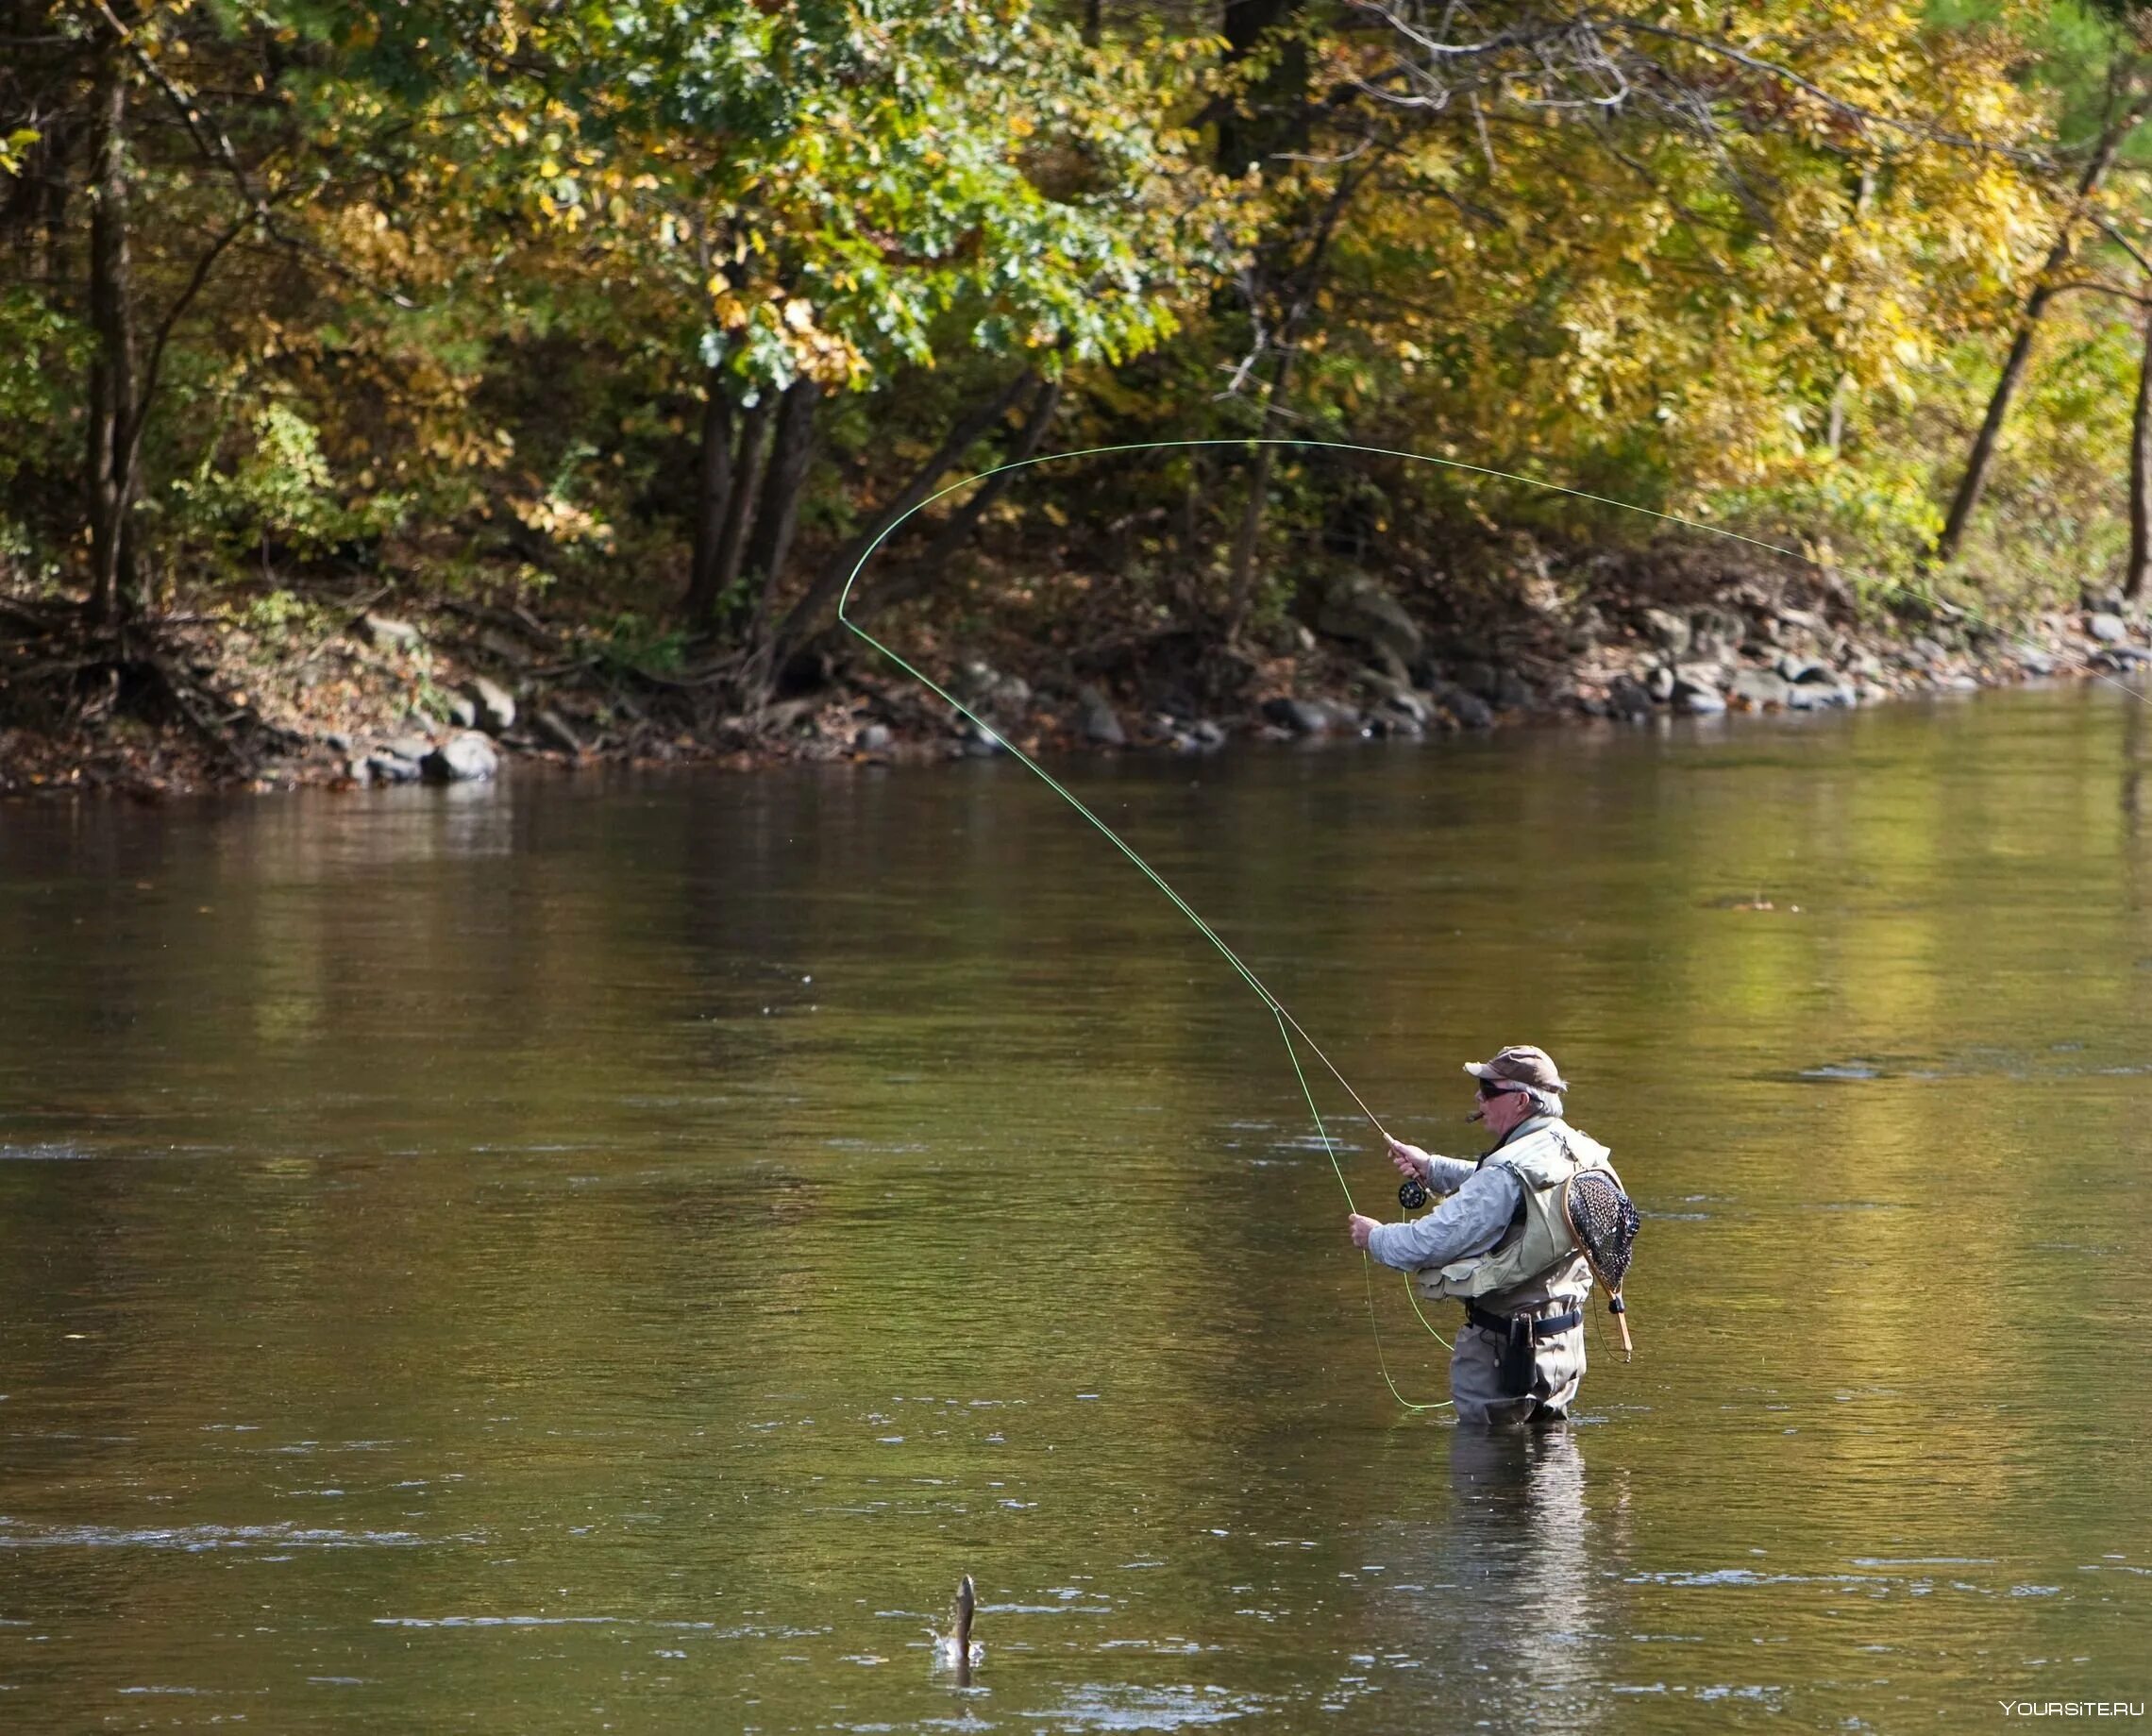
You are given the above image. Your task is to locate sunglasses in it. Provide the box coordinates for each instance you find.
[1475,1079,1528,1100]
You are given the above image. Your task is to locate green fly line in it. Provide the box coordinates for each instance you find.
[833,434,2148,1413]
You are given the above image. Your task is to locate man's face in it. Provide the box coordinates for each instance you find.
[1477,1081,1535,1138]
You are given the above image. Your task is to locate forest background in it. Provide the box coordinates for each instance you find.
[5,0,2152,776]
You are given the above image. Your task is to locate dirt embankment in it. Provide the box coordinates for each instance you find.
[2,563,2145,797]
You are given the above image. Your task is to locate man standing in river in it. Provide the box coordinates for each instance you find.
[1346,1045,1614,1425]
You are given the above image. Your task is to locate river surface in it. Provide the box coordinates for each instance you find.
[2,685,2148,1731]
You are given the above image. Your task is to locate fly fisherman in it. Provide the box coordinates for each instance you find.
[1345,1045,1614,1426]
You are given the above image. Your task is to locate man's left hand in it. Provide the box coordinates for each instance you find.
[1347,1212,1380,1251]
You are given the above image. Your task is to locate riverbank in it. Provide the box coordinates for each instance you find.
[2,559,2146,796]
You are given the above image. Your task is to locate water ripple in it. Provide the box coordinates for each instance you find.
[0,1519,439,1551]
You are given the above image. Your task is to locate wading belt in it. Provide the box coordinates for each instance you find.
[1468,1304,1582,1399]
[1464,1304,1582,1340]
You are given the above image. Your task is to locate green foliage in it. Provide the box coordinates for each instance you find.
[1930,0,2152,164]
[595,610,690,675]
[1942,313,2143,596]
[229,588,335,646]
[0,289,85,497]
[2,0,2149,643]
[176,404,407,565]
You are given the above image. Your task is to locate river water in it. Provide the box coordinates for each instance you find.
[1,685,2147,1731]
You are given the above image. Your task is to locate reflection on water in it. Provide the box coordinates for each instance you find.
[1448,1431,1599,1720]
[0,683,2148,1729]
[1360,1430,1606,1726]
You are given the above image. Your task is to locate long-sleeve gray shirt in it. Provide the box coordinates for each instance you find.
[1365,1146,1524,1273]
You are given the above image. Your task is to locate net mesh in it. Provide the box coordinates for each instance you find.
[1565,1169,1640,1291]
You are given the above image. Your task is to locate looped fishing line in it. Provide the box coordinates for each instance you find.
[835,435,2148,1411]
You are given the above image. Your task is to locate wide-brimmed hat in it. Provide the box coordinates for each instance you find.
[1463,1044,1568,1094]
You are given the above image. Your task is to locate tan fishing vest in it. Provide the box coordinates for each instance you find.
[1413,1121,1612,1308]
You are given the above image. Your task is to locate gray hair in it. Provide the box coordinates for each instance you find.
[1521,1087,1564,1121]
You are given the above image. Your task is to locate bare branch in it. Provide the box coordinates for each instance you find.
[95,0,264,213]
[266,226,420,312]
[1337,2,2049,166]
[94,1,418,313]
[2092,212,2152,280]
[1276,136,1377,168]
[134,212,249,428]
[1590,14,2046,164]
[1467,89,1496,174]
[2046,277,2152,308]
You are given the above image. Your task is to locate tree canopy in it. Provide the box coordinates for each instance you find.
[4,0,2150,707]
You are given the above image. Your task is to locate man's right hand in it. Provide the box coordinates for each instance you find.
[1387,1138,1434,1182]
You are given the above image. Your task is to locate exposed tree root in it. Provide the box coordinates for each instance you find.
[0,603,304,791]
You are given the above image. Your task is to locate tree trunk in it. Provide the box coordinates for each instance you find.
[848,375,1062,628]
[1224,442,1276,631]
[85,45,140,626]
[0,4,71,282]
[1935,107,2143,566]
[1217,0,1309,175]
[1225,349,1292,638]
[743,378,821,649]
[917,375,1060,573]
[2128,308,2152,605]
[774,367,1038,658]
[710,395,771,618]
[682,367,735,624]
[1221,165,1363,640]
[38,119,75,288]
